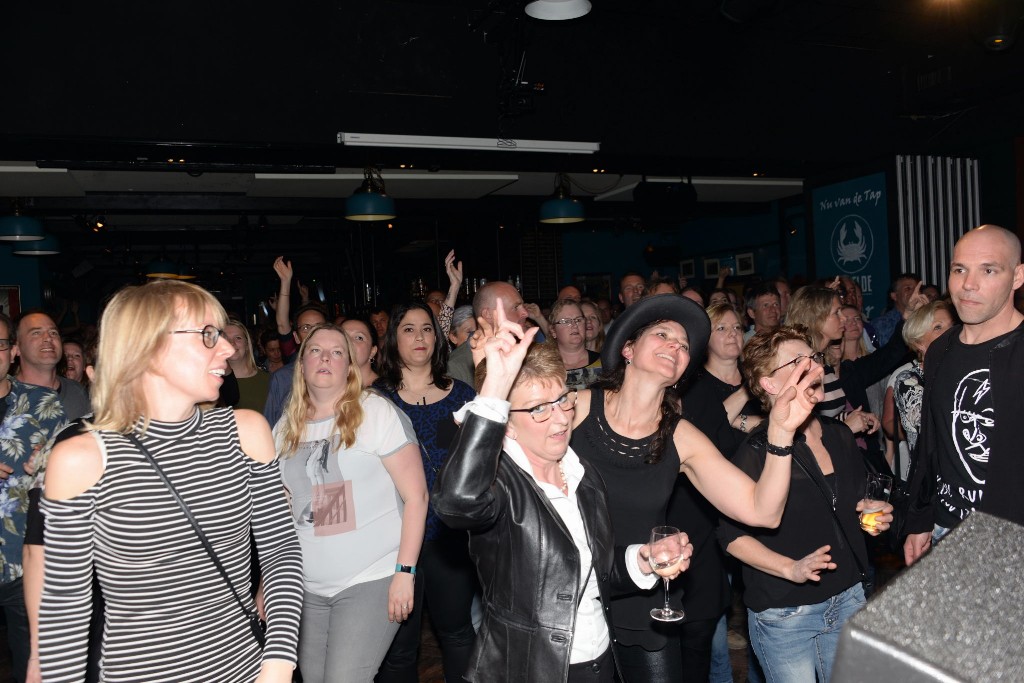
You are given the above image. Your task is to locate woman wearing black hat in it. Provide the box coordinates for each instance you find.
[570,294,824,682]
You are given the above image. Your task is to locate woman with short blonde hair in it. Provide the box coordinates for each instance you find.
[40,279,304,683]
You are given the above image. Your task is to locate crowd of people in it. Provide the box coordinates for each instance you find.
[0,224,1018,682]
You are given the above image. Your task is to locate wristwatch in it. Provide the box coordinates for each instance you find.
[395,564,417,575]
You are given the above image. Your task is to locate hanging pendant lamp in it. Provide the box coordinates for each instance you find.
[525,0,592,20]
[0,203,46,241]
[539,173,585,224]
[145,257,180,279]
[345,167,396,221]
[12,234,60,255]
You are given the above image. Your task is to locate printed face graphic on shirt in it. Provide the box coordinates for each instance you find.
[951,369,993,486]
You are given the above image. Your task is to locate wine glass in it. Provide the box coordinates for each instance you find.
[648,525,685,622]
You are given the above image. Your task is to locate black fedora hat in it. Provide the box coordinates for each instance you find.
[600,294,711,373]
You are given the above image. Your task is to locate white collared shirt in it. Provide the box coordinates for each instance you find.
[456,398,657,664]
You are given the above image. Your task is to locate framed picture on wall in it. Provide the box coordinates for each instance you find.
[703,258,720,279]
[736,252,755,276]
[574,274,613,301]
[0,286,21,319]
[679,259,696,279]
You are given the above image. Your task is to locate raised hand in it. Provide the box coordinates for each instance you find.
[445,250,463,292]
[786,545,837,583]
[767,358,824,435]
[296,280,310,304]
[903,281,929,319]
[272,256,293,282]
[476,297,538,401]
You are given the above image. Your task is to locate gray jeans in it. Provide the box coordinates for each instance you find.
[300,576,400,683]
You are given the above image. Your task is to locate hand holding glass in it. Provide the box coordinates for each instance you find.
[859,473,892,532]
[649,526,685,622]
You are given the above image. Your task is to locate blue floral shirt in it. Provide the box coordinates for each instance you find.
[0,376,68,582]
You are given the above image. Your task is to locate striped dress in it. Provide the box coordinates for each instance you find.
[39,408,304,683]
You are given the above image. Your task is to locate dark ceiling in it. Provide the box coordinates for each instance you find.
[2,0,1023,306]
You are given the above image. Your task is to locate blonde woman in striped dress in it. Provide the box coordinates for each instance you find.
[39,280,303,683]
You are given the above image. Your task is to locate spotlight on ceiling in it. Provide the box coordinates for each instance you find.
[345,167,396,222]
[525,0,592,20]
[539,173,585,224]
[971,0,1022,51]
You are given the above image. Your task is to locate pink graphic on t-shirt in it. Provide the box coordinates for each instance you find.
[312,480,355,536]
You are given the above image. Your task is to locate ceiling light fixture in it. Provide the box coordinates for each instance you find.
[345,167,397,222]
[525,0,592,20]
[145,257,180,279]
[339,132,599,154]
[539,173,585,224]
[13,234,60,255]
[0,202,46,241]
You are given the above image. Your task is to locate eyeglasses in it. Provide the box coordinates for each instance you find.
[554,316,584,328]
[171,325,223,349]
[297,323,321,334]
[769,351,825,375]
[509,390,578,423]
[0,339,9,351]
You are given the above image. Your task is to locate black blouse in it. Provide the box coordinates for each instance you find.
[717,417,868,613]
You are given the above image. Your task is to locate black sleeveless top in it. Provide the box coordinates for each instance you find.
[571,388,681,648]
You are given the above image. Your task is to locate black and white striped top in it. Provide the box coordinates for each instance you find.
[39,408,304,683]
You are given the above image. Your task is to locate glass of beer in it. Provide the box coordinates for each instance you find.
[860,473,892,531]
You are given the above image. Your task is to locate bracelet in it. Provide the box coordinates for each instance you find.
[279,293,289,297]
[395,564,416,575]
[765,441,793,456]
[739,414,748,433]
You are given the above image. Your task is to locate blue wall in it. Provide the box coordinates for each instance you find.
[560,202,806,297]
[0,246,44,314]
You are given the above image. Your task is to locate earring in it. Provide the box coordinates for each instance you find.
[625,359,632,365]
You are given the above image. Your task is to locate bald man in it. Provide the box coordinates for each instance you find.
[904,225,1024,566]
[446,281,530,386]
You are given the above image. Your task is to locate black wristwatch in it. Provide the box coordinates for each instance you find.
[395,564,417,575]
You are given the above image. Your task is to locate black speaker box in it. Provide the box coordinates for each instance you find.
[833,511,1024,682]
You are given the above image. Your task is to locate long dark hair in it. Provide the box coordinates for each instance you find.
[375,302,452,392]
[593,319,682,465]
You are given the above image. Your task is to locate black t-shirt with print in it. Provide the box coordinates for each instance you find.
[929,329,1013,528]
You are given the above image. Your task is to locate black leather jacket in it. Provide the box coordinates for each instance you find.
[432,412,636,682]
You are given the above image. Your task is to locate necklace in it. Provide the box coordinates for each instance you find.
[557,459,569,496]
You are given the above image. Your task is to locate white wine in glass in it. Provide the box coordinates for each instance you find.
[649,525,685,622]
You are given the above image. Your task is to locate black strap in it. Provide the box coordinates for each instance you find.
[791,454,868,581]
[124,433,261,630]
[889,385,904,483]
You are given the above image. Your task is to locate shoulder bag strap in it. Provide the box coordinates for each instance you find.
[124,433,257,622]
[790,454,868,582]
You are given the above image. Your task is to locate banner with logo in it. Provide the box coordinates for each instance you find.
[811,172,890,320]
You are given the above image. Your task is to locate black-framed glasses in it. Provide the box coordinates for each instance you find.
[769,351,825,375]
[171,324,222,349]
[509,390,578,423]
[0,339,9,351]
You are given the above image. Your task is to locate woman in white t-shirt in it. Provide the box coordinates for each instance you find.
[274,323,428,683]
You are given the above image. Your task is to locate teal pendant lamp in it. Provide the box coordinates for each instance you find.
[0,204,46,241]
[346,167,396,221]
[145,257,180,279]
[12,234,60,255]
[539,173,585,224]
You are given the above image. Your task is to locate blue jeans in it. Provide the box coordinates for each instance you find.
[748,583,866,683]
[709,614,733,683]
